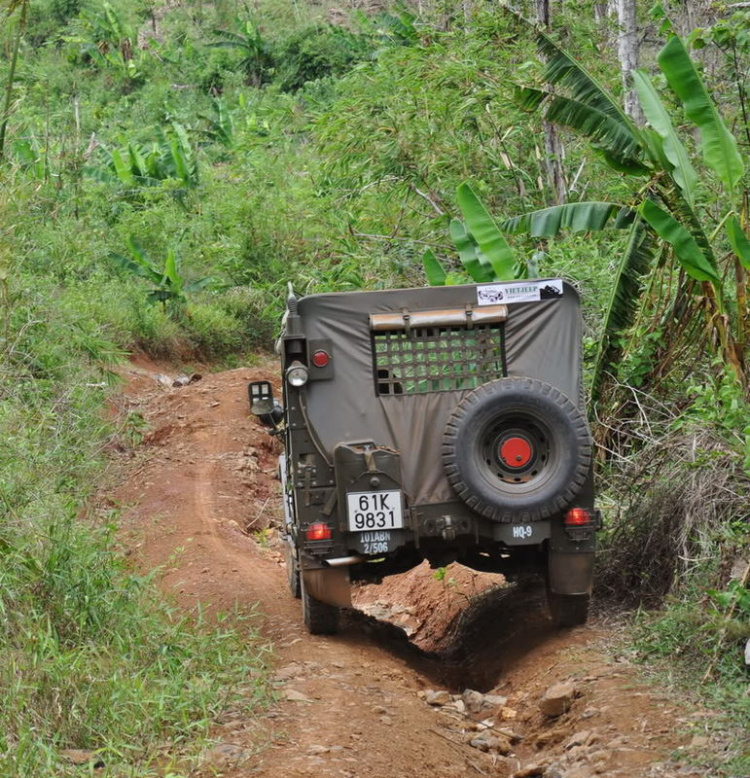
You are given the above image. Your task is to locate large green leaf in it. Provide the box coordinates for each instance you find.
[517,87,644,170]
[207,30,250,49]
[632,69,698,207]
[183,276,216,293]
[727,216,750,271]
[640,200,720,283]
[537,29,637,130]
[657,36,744,190]
[111,148,134,186]
[422,248,447,286]
[501,202,633,237]
[127,143,149,181]
[449,219,494,282]
[591,218,655,404]
[456,183,515,281]
[110,251,163,286]
[163,248,181,289]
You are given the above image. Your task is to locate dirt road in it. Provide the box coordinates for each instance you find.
[110,360,712,778]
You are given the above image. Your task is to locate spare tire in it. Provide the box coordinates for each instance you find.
[443,378,591,522]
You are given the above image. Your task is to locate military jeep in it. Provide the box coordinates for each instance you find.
[249,279,598,635]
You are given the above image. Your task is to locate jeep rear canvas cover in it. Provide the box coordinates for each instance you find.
[297,280,584,508]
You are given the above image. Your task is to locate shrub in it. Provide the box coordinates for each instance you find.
[275,25,372,92]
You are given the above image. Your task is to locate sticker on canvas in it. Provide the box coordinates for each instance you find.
[477,279,563,306]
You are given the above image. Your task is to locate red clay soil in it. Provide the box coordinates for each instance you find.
[106,358,724,778]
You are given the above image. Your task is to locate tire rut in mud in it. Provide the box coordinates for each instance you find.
[345,581,554,693]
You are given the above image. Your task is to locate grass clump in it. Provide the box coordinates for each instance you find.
[0,513,271,776]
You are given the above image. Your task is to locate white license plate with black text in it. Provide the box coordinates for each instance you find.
[347,490,404,532]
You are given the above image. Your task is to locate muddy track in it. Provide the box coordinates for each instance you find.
[110,361,709,778]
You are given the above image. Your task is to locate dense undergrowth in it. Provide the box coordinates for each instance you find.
[0,0,748,774]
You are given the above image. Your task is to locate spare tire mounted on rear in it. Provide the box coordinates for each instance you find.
[443,378,591,522]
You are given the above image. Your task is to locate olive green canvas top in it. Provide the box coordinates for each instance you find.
[296,280,584,507]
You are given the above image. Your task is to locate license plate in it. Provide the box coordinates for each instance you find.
[346,490,404,532]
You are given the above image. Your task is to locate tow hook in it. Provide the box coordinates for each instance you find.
[437,515,456,542]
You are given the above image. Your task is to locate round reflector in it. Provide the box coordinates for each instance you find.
[311,350,330,368]
[499,436,533,468]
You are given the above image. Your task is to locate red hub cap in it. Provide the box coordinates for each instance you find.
[499,436,533,468]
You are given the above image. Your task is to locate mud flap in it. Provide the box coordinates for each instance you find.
[301,566,352,608]
[547,552,594,596]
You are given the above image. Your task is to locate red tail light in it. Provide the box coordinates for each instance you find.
[305,522,332,541]
[311,350,330,368]
[564,508,591,526]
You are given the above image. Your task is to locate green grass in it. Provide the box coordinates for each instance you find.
[0,336,273,775]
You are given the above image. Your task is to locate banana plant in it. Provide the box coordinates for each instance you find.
[74,1,142,82]
[200,98,235,148]
[111,238,214,310]
[353,3,419,49]
[11,132,49,179]
[422,182,522,286]
[90,123,199,191]
[502,10,747,398]
[208,21,275,87]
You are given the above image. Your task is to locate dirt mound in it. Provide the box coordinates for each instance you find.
[354,562,505,651]
[104,358,722,778]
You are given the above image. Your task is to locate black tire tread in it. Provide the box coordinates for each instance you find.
[443,378,591,522]
[301,576,339,635]
[284,541,301,599]
[547,592,590,628]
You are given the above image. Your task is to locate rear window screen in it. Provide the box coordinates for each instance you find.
[373,323,506,395]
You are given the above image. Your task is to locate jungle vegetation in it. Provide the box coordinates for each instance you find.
[0,0,747,774]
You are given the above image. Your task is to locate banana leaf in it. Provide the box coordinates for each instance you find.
[640,200,720,283]
[111,250,163,286]
[111,148,134,186]
[456,183,515,281]
[127,143,149,181]
[184,276,216,293]
[727,216,750,271]
[591,218,655,404]
[537,29,636,130]
[163,248,181,289]
[449,219,495,282]
[501,202,633,237]
[517,87,644,169]
[633,69,698,208]
[658,36,744,191]
[422,248,447,286]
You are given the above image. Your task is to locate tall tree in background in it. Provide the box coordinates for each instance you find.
[616,0,643,123]
[536,0,567,203]
[0,0,29,163]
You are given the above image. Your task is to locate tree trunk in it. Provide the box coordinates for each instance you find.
[616,0,643,124]
[536,0,567,204]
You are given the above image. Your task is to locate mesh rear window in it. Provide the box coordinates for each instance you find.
[373,323,506,395]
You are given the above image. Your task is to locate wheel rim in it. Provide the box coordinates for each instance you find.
[478,414,552,487]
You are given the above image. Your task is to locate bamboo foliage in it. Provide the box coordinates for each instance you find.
[0,0,29,164]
